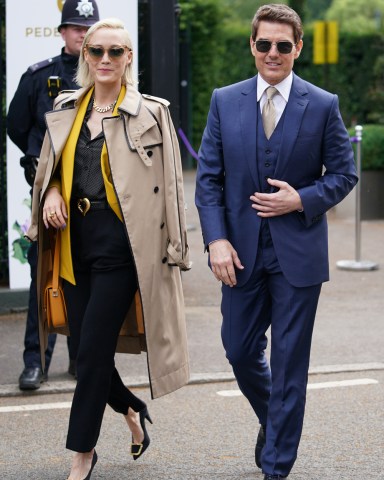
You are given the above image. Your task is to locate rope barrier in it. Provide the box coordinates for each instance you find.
[178,128,199,162]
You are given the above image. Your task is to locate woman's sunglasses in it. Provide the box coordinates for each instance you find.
[85,44,130,59]
[254,40,296,54]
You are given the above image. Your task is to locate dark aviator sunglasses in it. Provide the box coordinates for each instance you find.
[86,44,130,59]
[254,40,296,54]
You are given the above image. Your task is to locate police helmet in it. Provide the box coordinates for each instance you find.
[58,0,100,31]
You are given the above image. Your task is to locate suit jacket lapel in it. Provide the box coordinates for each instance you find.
[239,76,260,189]
[275,74,309,178]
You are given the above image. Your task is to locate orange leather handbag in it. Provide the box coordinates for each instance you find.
[44,232,67,328]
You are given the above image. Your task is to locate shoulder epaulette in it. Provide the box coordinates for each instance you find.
[54,90,77,109]
[58,90,76,95]
[27,55,61,74]
[142,94,170,107]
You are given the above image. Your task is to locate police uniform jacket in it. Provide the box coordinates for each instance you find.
[27,85,191,399]
[7,48,79,157]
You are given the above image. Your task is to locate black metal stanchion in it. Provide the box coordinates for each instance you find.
[336,125,379,271]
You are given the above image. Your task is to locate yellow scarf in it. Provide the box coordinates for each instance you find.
[60,85,126,284]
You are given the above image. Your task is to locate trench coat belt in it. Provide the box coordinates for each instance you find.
[72,198,110,216]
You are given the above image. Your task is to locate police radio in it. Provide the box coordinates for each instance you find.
[47,76,62,98]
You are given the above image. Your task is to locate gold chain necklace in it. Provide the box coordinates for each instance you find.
[92,99,116,113]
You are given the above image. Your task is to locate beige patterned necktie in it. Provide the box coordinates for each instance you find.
[262,86,278,139]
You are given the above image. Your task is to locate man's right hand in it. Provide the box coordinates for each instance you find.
[209,239,244,287]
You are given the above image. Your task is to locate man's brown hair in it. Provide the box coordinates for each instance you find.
[251,4,303,43]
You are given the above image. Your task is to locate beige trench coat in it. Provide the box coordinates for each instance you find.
[27,86,191,399]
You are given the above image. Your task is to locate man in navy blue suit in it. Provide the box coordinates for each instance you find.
[195,4,357,479]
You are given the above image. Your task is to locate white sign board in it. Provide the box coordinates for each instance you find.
[6,0,138,288]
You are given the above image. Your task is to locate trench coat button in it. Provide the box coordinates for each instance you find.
[162,257,167,263]
[265,162,270,167]
[147,150,153,157]
[160,222,165,229]
[154,186,159,193]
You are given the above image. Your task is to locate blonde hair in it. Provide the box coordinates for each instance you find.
[76,18,135,88]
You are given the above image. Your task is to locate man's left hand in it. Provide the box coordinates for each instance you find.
[250,178,303,217]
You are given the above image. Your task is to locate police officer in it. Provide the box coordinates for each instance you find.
[7,0,100,390]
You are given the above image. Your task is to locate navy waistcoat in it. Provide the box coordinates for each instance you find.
[256,103,286,192]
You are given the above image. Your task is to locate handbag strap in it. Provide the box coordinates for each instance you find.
[51,231,61,291]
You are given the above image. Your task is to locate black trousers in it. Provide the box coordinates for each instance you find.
[65,207,145,452]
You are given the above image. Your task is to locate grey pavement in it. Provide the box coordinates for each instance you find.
[0,170,383,478]
[0,372,383,479]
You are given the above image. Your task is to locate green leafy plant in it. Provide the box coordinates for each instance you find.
[348,124,384,170]
[11,198,31,264]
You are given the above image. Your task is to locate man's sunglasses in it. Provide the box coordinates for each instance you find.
[254,40,296,54]
[85,45,130,59]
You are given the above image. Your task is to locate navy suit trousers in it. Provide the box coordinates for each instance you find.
[221,221,321,476]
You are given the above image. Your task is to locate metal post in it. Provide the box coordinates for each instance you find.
[355,126,362,263]
[336,125,379,271]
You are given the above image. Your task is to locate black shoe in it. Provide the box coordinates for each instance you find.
[19,367,47,390]
[255,424,266,468]
[82,450,97,480]
[130,406,153,460]
[264,475,287,479]
[68,359,77,379]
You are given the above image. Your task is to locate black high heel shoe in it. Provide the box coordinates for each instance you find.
[130,406,153,460]
[82,450,98,480]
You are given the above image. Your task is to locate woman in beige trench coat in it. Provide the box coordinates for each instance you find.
[26,18,191,480]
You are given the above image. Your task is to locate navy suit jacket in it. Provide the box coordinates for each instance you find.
[195,74,358,287]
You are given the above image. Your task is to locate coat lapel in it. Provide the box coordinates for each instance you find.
[274,74,309,178]
[239,76,259,189]
[44,107,78,163]
[104,94,159,168]
[44,88,88,166]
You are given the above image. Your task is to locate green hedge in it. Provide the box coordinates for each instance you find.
[348,125,384,171]
[295,29,384,128]
[179,0,227,152]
